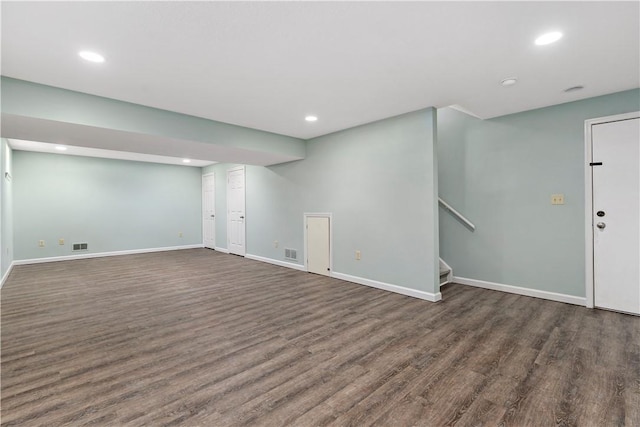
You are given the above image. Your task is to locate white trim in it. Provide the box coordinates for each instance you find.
[439,257,453,285]
[454,276,586,306]
[439,257,452,273]
[303,212,333,277]
[227,165,246,257]
[214,246,230,254]
[585,117,594,308]
[584,111,640,309]
[245,253,306,271]
[12,244,204,265]
[332,271,442,303]
[202,172,216,249]
[239,252,441,303]
[0,262,15,289]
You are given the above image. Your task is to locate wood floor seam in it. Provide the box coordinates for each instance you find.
[1,249,639,426]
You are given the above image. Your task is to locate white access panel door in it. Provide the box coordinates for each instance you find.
[202,174,215,249]
[592,117,640,315]
[227,167,246,256]
[307,217,330,276]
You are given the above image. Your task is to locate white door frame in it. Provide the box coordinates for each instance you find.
[202,173,215,249]
[584,111,640,308]
[304,213,333,276]
[227,165,246,256]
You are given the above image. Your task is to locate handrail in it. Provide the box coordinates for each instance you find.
[438,197,475,231]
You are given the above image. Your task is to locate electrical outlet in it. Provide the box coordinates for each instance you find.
[38,240,45,247]
[179,232,183,238]
[355,250,361,260]
[551,194,565,205]
[58,238,65,245]
[274,240,279,248]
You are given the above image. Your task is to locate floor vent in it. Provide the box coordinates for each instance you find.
[285,248,297,260]
[72,243,88,251]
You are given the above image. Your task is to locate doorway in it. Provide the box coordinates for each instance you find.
[202,173,215,249]
[585,112,639,315]
[305,213,332,276]
[227,166,246,256]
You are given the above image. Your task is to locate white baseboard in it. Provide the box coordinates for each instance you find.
[12,244,205,266]
[453,276,586,306]
[243,254,440,302]
[214,246,230,254]
[0,262,15,289]
[332,272,442,303]
[245,253,306,271]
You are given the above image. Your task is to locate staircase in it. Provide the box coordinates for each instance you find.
[438,197,473,288]
[439,259,452,286]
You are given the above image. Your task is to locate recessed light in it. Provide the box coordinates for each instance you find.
[501,78,518,87]
[564,85,584,93]
[55,146,67,151]
[182,159,191,163]
[78,50,105,63]
[535,31,563,46]
[305,115,318,122]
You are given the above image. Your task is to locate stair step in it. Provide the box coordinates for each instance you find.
[439,259,452,286]
[440,268,451,285]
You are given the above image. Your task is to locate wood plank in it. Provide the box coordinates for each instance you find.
[1,249,639,426]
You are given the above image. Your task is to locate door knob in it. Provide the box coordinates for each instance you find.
[240,216,245,219]
[596,222,606,229]
[211,215,215,218]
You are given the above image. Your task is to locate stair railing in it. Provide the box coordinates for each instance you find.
[438,198,475,231]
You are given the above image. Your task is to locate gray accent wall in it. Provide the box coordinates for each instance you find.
[438,89,640,297]
[205,108,440,295]
[1,138,14,278]
[13,151,202,260]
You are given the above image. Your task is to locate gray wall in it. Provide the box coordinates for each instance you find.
[1,138,14,278]
[13,151,202,260]
[438,89,640,297]
[2,77,306,163]
[205,108,440,294]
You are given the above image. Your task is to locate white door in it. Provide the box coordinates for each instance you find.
[307,216,330,276]
[591,116,640,315]
[227,167,246,256]
[202,173,215,249]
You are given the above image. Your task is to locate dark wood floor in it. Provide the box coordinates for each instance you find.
[1,249,639,426]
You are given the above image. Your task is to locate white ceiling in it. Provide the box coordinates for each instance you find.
[1,1,639,142]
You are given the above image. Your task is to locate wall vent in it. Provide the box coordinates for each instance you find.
[72,243,88,251]
[285,248,297,260]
